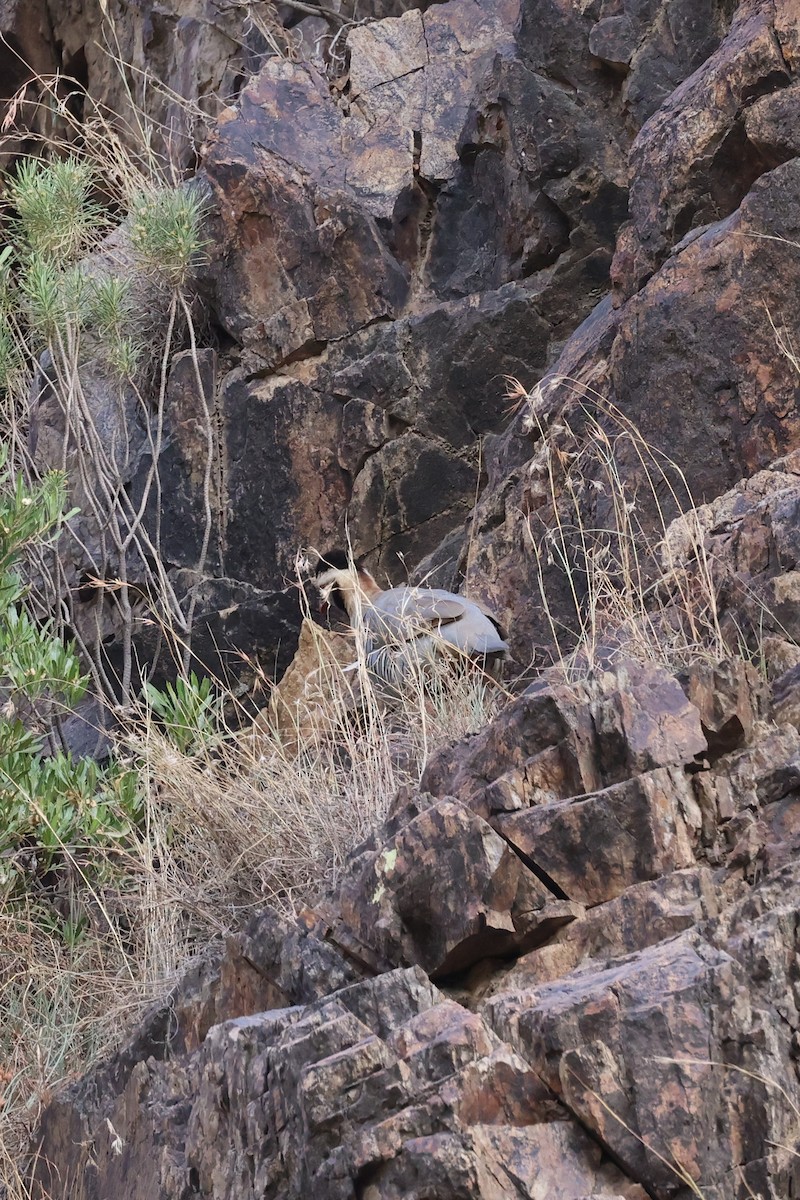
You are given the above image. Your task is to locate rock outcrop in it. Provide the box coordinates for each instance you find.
[31,653,800,1199]
[4,0,745,678]
[463,0,800,665]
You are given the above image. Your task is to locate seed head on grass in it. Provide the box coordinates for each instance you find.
[128,186,208,289]
[520,378,725,681]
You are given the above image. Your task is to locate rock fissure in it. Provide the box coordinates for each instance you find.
[493,827,572,902]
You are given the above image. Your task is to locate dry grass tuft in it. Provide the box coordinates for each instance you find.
[516,373,725,683]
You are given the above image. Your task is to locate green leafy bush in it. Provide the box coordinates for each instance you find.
[0,447,141,896]
[143,670,225,755]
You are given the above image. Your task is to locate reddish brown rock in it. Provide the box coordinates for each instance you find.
[678,658,764,760]
[745,80,800,166]
[191,0,635,591]
[496,766,699,907]
[590,660,707,783]
[14,0,747,683]
[609,161,800,492]
[490,868,721,991]
[32,963,647,1200]
[485,930,800,1200]
[421,681,600,812]
[589,16,637,73]
[0,0,57,160]
[468,159,800,669]
[616,0,796,298]
[663,452,800,661]
[47,0,263,166]
[336,795,578,977]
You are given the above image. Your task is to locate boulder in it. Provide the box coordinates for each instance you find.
[485,928,800,1200]
[616,0,800,297]
[336,794,579,978]
[32,961,647,1200]
[249,618,356,754]
[496,767,699,906]
[467,160,800,667]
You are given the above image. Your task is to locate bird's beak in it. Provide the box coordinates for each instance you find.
[317,582,333,618]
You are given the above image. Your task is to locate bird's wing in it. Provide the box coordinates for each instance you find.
[395,593,466,624]
[470,597,507,639]
[370,589,468,639]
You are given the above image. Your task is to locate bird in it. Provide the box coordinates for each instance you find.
[310,549,509,689]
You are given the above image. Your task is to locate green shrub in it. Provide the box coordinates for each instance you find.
[6,156,106,264]
[143,670,225,755]
[0,447,141,898]
[128,185,208,288]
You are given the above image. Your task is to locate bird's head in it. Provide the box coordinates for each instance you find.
[310,549,379,619]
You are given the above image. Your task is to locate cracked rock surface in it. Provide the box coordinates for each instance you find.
[31,653,800,1198]
[5,0,740,677]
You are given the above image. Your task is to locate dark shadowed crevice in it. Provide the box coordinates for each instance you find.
[494,828,571,900]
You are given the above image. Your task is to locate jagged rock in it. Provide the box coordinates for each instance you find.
[0,0,58,168]
[485,928,800,1200]
[33,962,648,1200]
[118,572,302,689]
[31,640,800,1199]
[598,0,734,127]
[47,0,268,165]
[589,16,638,73]
[615,0,800,298]
[129,347,221,573]
[468,157,800,666]
[772,662,800,730]
[321,279,558,575]
[489,868,722,990]
[218,369,348,589]
[496,767,699,906]
[589,660,708,783]
[421,680,600,813]
[423,660,717,814]
[609,159,800,493]
[13,0,749,678]
[204,56,410,361]
[189,0,631,590]
[664,451,800,659]
[691,722,800,876]
[250,618,356,753]
[679,658,764,760]
[336,793,578,978]
[744,78,800,165]
[25,1,800,1198]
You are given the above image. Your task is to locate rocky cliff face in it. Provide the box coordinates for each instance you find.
[2,0,751,678]
[15,0,800,1195]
